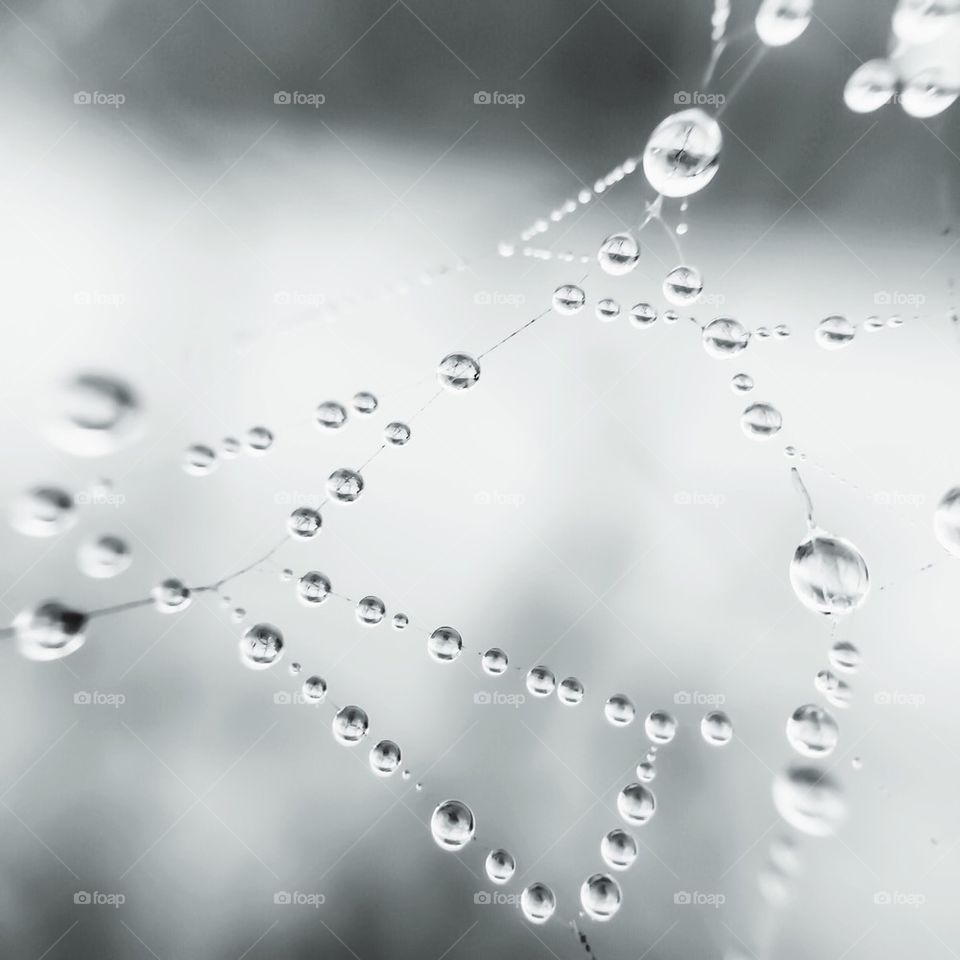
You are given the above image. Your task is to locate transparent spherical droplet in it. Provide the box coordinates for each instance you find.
[644,710,677,744]
[485,848,516,884]
[755,0,813,46]
[482,647,508,675]
[370,739,402,777]
[741,402,783,440]
[756,325,771,338]
[629,302,658,328]
[815,315,856,350]
[316,401,348,430]
[557,676,584,705]
[772,766,845,837]
[14,601,88,661]
[596,298,621,322]
[526,665,556,697]
[77,535,131,579]
[302,675,327,702]
[553,284,586,315]
[438,353,480,391]
[787,704,839,757]
[731,373,754,393]
[11,487,77,538]
[385,422,411,445]
[183,444,217,476]
[232,607,246,622]
[239,622,283,669]
[829,640,860,673]
[327,468,364,503]
[356,596,386,626]
[597,232,640,276]
[843,59,897,114]
[580,873,622,922]
[415,782,423,791]
[816,669,852,709]
[701,710,734,746]
[392,612,409,630]
[663,309,679,324]
[430,799,475,850]
[601,829,638,871]
[934,487,960,557]
[636,761,657,782]
[152,578,191,614]
[663,265,703,305]
[297,571,331,605]
[790,528,869,615]
[902,69,960,118]
[617,783,657,824]
[352,392,378,415]
[520,882,556,924]
[221,436,240,458]
[703,317,750,357]
[888,314,904,328]
[642,108,723,198]
[279,568,293,582]
[333,704,369,745]
[892,0,960,45]
[289,661,301,676]
[49,373,141,456]
[288,507,322,539]
[864,315,885,332]
[774,324,790,338]
[245,426,274,455]
[604,694,636,726]
[676,222,688,235]
[428,625,463,663]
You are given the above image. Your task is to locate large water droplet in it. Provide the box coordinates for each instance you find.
[741,402,783,439]
[520,882,556,924]
[333,704,369,745]
[356,596,386,626]
[553,284,586,315]
[288,507,322,539]
[597,233,640,276]
[663,265,703,305]
[485,848,516,884]
[239,623,284,669]
[642,109,723,198]
[644,710,677,743]
[815,315,856,350]
[14,601,88,661]
[297,571,331,605]
[786,704,839,757]
[618,783,657,824]
[49,373,141,456]
[327,468,364,503]
[790,528,869,615]
[580,873,622,922]
[526,665,556,697]
[755,0,813,46]
[601,829,638,870]
[604,694,636,726]
[482,647,509,675]
[316,401,348,430]
[428,626,463,663]
[369,739,402,777]
[700,710,734,746]
[843,59,897,113]
[438,353,480,391]
[430,799,475,850]
[11,487,77,537]
[703,317,750,357]
[77,535,132,579]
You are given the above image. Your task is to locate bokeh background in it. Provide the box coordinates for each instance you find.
[0,0,959,957]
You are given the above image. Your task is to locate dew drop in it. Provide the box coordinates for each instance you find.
[369,739,402,777]
[352,392,378,415]
[297,571,331,606]
[245,426,274,455]
[526,665,556,697]
[601,829,638,871]
[327,468,364,503]
[183,444,217,476]
[755,0,813,46]
[642,108,723,198]
[815,315,856,350]
[287,507,322,539]
[741,402,783,440]
[772,766,845,837]
[427,625,463,663]
[829,640,861,674]
[580,873,622,922]
[77,535,132,579]
[392,612,409,630]
[520,882,556,924]
[730,373,754,393]
[356,596,386,626]
[663,265,703,305]
[316,401,348,430]
[604,694,636,726]
[152,578,191,614]
[485,848,516,884]
[843,59,897,114]
[430,799,475,850]
[617,783,657,824]
[482,647,509,675]
[645,710,677,743]
[597,233,640,276]
[49,373,141,457]
[596,298,621,322]
[385,422,411,445]
[553,284,586,315]
[700,710,734,746]
[14,601,88,661]
[437,353,480,391]
[11,487,77,538]
[702,317,750,357]
[302,675,327,702]
[636,761,656,782]
[333,704,369,745]
[934,487,960,558]
[239,622,284,669]
[790,528,870,615]
[557,676,584,705]
[786,704,839,757]
[629,302,658,328]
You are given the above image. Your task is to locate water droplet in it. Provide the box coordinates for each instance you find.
[557,676,584,705]
[597,233,640,276]
[152,578,191,614]
[485,848,516,884]
[392,612,409,630]
[663,265,703,305]
[755,0,813,46]
[316,401,348,430]
[327,468,364,503]
[843,59,897,113]
[892,0,960,45]
[430,799,475,850]
[288,507,322,539]
[790,528,869,615]
[520,882,556,924]
[664,309,679,325]
[702,317,750,357]
[636,761,656,782]
[741,402,783,440]
[864,315,885,332]
[604,694,636,726]
[297,571,331,605]
[526,665,556,697]
[934,487,960,558]
[352,392,378,415]
[617,783,657,824]
[774,323,791,338]
[786,704,839,757]
[482,647,509,675]
[601,829,638,871]
[676,222,688,235]
[644,710,677,744]
[427,625,463,663]
[629,302,658,328]
[730,373,754,393]
[77,535,131,579]
[580,873,622,922]
[356,596,386,626]
[231,607,246,622]
[370,739,402,777]
[852,756,863,770]
[183,444,217,476]
[333,704,369,745]
[701,710,734,746]
[772,766,845,836]
[245,426,274,455]
[829,640,861,673]
[553,284,586,315]
[755,326,771,338]
[279,568,293,582]
[815,315,856,350]
[642,108,723,198]
[49,373,141,456]
[11,487,76,538]
[289,661,301,676]
[302,675,327,702]
[815,669,852,709]
[14,601,88,661]
[239,623,283,669]
[437,353,480,391]
[596,298,621,322]
[385,422,411,445]
[221,436,240,458]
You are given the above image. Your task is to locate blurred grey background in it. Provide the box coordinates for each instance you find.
[0,0,959,958]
